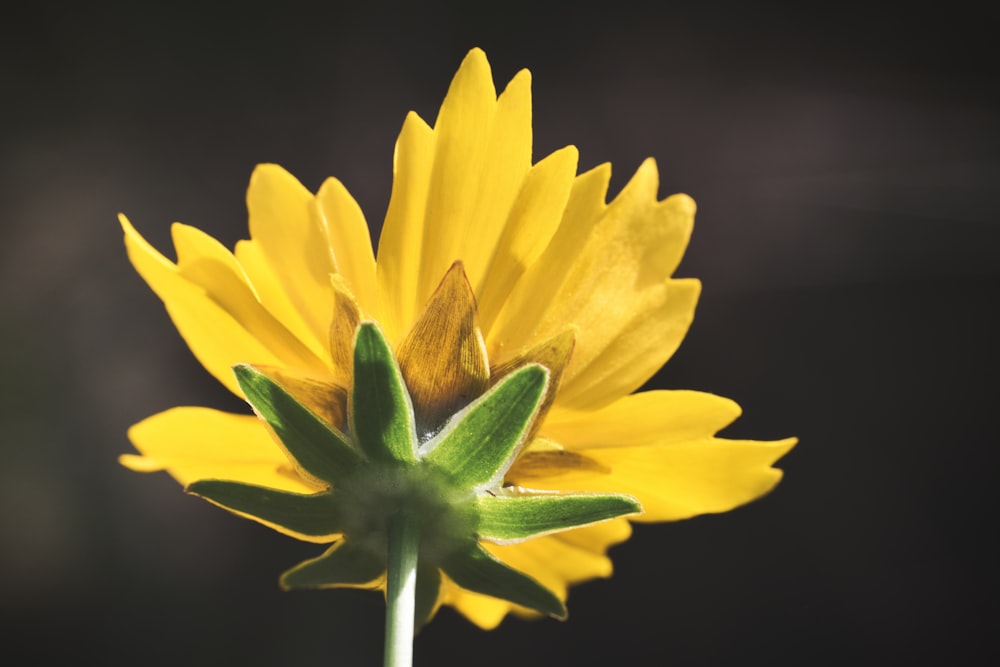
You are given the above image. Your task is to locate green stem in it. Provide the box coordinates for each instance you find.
[384,511,419,667]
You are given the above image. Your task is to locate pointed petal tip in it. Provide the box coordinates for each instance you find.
[774,436,799,460]
[463,46,489,65]
[506,67,532,91]
[249,162,288,179]
[118,453,163,473]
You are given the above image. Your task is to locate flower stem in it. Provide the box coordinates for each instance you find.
[384,510,419,667]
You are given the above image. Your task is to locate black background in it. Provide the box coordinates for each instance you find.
[2,2,997,665]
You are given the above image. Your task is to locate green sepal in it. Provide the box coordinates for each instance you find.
[187,480,341,539]
[476,492,641,544]
[425,364,548,489]
[280,539,386,590]
[441,543,566,619]
[414,564,442,631]
[234,364,362,485]
[351,323,418,464]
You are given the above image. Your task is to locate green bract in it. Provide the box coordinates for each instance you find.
[187,322,641,626]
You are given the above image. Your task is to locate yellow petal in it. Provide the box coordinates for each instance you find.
[121,215,313,395]
[556,278,699,409]
[314,176,377,315]
[171,222,329,368]
[510,436,797,522]
[486,162,611,362]
[234,238,324,356]
[395,262,490,436]
[477,145,579,330]
[488,160,698,409]
[551,515,632,551]
[542,389,743,448]
[441,576,512,630]
[246,163,336,348]
[376,111,436,344]
[455,65,533,293]
[122,407,319,494]
[418,50,532,314]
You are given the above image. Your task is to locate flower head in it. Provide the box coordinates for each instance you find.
[121,48,796,629]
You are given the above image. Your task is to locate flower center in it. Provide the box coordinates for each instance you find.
[335,464,479,567]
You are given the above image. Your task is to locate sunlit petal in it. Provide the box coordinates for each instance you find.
[314,176,377,315]
[122,407,319,494]
[510,437,797,522]
[247,163,336,347]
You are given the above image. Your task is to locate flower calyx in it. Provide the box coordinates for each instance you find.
[186,322,641,626]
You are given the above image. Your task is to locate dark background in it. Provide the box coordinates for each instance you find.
[2,2,997,665]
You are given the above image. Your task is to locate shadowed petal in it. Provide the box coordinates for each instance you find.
[328,275,363,390]
[395,262,490,436]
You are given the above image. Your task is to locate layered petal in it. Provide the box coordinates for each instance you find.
[376,48,533,342]
[314,176,377,315]
[376,111,436,343]
[246,164,337,349]
[477,145,579,330]
[121,215,326,395]
[121,47,797,632]
[517,390,795,521]
[541,390,743,448]
[488,159,698,409]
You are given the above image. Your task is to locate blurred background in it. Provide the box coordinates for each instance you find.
[2,1,997,664]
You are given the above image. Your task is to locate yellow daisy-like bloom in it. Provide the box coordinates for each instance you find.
[121,48,796,629]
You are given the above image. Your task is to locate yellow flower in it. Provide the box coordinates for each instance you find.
[120,47,796,629]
